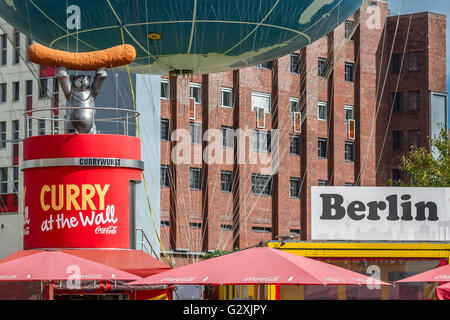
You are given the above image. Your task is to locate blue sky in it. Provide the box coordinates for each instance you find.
[388,0,450,127]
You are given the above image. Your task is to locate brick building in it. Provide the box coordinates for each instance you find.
[376,12,448,185]
[158,1,448,265]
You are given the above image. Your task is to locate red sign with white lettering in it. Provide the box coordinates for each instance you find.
[23,134,142,249]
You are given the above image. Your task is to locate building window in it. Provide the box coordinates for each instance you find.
[318,102,327,121]
[408,129,421,149]
[0,83,6,103]
[408,52,419,72]
[53,116,59,134]
[290,53,300,74]
[26,80,33,97]
[12,120,19,142]
[252,130,271,153]
[221,224,233,231]
[28,120,32,137]
[190,122,202,145]
[222,126,234,148]
[12,81,19,101]
[318,138,328,158]
[290,98,300,114]
[345,20,356,40]
[290,135,300,156]
[189,167,202,190]
[161,79,170,99]
[38,119,45,136]
[392,53,402,74]
[318,180,328,186]
[13,166,18,193]
[318,57,327,78]
[345,182,354,186]
[345,62,354,82]
[345,105,354,122]
[161,220,170,227]
[13,31,20,65]
[190,83,202,104]
[160,118,170,141]
[290,177,300,199]
[345,142,354,162]
[0,122,6,149]
[26,37,33,62]
[252,92,271,114]
[190,222,202,229]
[160,165,170,188]
[392,92,402,113]
[408,90,420,112]
[39,78,50,99]
[221,171,233,193]
[254,61,272,69]
[392,169,403,185]
[290,229,301,237]
[251,174,272,196]
[252,226,272,233]
[0,34,6,66]
[0,168,7,193]
[221,87,233,108]
[392,130,403,151]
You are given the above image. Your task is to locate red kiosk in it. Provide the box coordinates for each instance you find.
[0,45,172,300]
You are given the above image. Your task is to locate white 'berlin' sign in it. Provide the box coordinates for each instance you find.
[311,187,450,241]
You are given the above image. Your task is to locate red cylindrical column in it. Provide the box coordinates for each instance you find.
[22,134,143,250]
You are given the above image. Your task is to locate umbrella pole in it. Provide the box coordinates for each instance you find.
[48,282,54,300]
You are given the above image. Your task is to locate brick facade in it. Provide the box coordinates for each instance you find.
[159,2,447,265]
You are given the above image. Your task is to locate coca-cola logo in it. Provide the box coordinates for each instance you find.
[244,276,280,282]
[434,274,450,280]
[160,277,195,282]
[95,225,117,235]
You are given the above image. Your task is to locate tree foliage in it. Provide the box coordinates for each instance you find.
[399,124,450,187]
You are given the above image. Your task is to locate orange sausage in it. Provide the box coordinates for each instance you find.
[27,43,136,71]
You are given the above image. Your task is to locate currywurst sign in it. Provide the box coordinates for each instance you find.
[311,187,450,241]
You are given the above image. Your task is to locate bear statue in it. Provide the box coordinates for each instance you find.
[56,67,107,134]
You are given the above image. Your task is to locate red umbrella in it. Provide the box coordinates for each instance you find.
[396,263,450,283]
[0,249,171,277]
[128,247,391,286]
[0,250,140,281]
[436,282,450,300]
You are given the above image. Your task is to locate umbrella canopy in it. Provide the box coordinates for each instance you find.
[0,249,171,277]
[0,250,140,281]
[128,247,391,286]
[396,263,450,283]
[436,282,450,300]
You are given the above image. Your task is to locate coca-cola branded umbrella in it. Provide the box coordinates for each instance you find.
[0,250,140,281]
[128,247,391,286]
[436,282,450,300]
[396,263,450,283]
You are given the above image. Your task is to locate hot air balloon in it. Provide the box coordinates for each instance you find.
[0,0,364,75]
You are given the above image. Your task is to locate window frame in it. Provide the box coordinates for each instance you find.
[345,141,354,162]
[318,102,328,121]
[220,170,233,193]
[318,138,328,159]
[290,177,301,199]
[190,82,202,104]
[251,174,272,196]
[190,122,202,145]
[345,62,354,82]
[221,87,233,108]
[189,167,202,190]
[160,78,170,100]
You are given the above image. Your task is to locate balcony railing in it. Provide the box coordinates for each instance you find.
[24,107,140,137]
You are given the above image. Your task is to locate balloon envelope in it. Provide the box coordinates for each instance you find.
[0,0,364,74]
